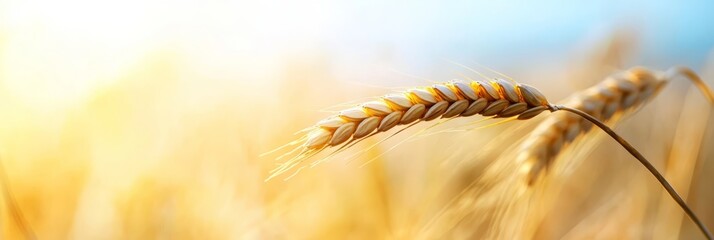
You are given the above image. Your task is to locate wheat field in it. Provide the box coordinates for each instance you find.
[1,1,714,239]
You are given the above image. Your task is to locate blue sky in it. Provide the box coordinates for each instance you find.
[313,1,714,70]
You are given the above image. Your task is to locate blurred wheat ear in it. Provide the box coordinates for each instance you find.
[520,66,714,185]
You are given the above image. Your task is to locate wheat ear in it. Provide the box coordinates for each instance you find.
[518,67,666,185]
[519,66,714,185]
[268,78,551,179]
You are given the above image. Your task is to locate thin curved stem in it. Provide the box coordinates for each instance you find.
[550,104,712,240]
[667,66,714,104]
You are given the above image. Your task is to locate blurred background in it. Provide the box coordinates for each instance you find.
[1,0,713,239]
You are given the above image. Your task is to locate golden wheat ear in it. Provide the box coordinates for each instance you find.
[520,66,714,186]
[266,79,552,180]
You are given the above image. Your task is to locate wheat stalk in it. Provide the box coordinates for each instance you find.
[267,66,714,239]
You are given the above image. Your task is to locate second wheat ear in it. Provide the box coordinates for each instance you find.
[267,66,714,239]
[519,66,714,185]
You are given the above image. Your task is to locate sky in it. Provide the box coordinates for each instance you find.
[1,0,712,107]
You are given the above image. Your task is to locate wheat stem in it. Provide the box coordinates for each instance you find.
[550,104,713,240]
[667,66,714,104]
